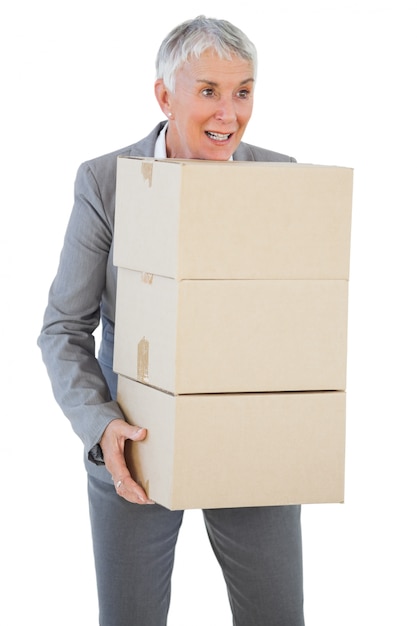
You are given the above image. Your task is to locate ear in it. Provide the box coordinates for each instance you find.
[154,79,174,119]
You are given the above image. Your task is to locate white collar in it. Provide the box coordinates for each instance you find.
[154,122,168,158]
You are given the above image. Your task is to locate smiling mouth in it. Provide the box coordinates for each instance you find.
[205,131,232,142]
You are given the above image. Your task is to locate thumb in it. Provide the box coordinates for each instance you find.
[128,425,148,442]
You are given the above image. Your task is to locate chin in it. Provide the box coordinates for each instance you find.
[202,148,234,161]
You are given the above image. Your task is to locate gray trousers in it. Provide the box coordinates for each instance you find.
[88,475,304,626]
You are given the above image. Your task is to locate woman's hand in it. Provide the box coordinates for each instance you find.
[100,419,154,505]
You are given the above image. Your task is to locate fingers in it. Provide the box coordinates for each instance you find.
[114,475,154,505]
[100,419,153,505]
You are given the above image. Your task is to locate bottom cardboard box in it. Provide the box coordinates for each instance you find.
[117,375,346,510]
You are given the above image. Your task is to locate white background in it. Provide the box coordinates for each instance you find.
[1,0,416,624]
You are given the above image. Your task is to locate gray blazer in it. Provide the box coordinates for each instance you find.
[38,122,296,484]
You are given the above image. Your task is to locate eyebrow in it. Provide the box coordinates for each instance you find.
[196,78,255,86]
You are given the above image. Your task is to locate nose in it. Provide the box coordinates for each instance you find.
[214,96,237,123]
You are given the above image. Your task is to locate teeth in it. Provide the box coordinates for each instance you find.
[206,131,231,141]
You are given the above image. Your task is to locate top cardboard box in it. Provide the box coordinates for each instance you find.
[114,157,353,280]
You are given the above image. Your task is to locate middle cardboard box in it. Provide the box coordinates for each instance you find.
[113,268,348,395]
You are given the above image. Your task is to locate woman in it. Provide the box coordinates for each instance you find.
[38,16,304,626]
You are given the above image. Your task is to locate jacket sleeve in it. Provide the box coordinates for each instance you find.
[37,160,125,464]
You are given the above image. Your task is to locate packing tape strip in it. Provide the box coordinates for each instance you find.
[137,336,149,383]
[141,161,153,187]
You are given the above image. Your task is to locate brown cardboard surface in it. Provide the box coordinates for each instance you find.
[113,270,348,394]
[118,375,346,510]
[113,157,353,280]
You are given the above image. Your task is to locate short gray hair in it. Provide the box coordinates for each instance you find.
[156,16,257,92]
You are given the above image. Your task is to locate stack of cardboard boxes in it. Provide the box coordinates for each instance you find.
[113,157,353,510]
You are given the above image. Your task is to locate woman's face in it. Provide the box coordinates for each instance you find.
[155,50,255,160]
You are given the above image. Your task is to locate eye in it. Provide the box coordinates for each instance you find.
[237,88,251,99]
[201,88,215,97]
